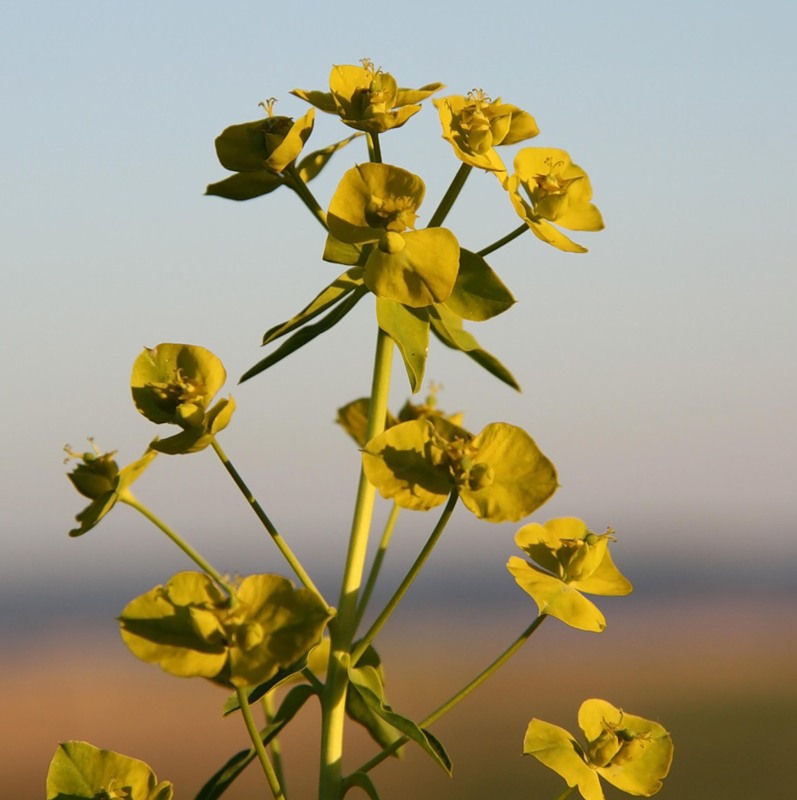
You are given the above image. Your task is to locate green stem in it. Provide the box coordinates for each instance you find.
[552,787,576,800]
[352,492,457,665]
[477,222,529,257]
[319,327,394,800]
[428,163,472,228]
[353,614,548,775]
[283,164,328,230]
[236,687,286,800]
[353,501,401,630]
[209,438,329,611]
[262,692,287,793]
[122,494,235,596]
[366,131,382,164]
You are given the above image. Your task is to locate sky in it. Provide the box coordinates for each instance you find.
[1,1,795,615]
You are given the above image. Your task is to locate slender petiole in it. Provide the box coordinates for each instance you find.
[427,163,472,228]
[283,164,328,230]
[477,223,529,257]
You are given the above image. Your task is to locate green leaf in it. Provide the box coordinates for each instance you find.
[342,772,382,799]
[348,664,453,775]
[46,740,173,800]
[297,132,363,183]
[196,685,316,800]
[323,235,370,267]
[376,298,430,393]
[214,119,271,172]
[240,288,367,383]
[262,268,364,346]
[429,305,520,391]
[205,171,284,201]
[443,249,516,321]
[222,655,309,717]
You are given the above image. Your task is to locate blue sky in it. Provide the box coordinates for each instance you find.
[2,1,795,604]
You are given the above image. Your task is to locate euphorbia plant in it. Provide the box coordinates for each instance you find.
[51,58,672,800]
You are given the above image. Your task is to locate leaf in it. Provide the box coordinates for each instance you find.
[46,740,173,800]
[205,171,284,201]
[429,305,520,391]
[443,249,516,321]
[342,772,382,799]
[196,685,316,800]
[222,655,309,717]
[262,268,364,346]
[323,235,370,267]
[348,665,453,775]
[376,298,429,393]
[297,132,363,183]
[240,288,367,383]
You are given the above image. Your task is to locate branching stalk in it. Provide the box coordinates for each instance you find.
[353,501,401,630]
[353,614,548,775]
[121,495,235,597]
[428,163,472,228]
[283,164,328,230]
[352,492,458,664]
[262,693,287,793]
[477,222,529,257]
[209,438,329,610]
[236,687,286,800]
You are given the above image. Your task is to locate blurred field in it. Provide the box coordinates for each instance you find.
[5,594,795,799]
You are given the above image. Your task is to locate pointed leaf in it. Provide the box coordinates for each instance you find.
[240,288,367,383]
[429,305,519,390]
[196,685,316,800]
[348,665,453,775]
[297,132,363,183]
[376,298,429,393]
[205,171,284,201]
[262,268,364,346]
[444,249,515,321]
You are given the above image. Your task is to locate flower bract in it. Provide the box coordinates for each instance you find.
[505,147,604,252]
[131,343,236,454]
[326,163,460,307]
[507,517,632,631]
[435,90,539,172]
[292,60,443,134]
[362,418,558,522]
[119,572,332,688]
[523,699,673,800]
[65,440,157,537]
[46,740,173,800]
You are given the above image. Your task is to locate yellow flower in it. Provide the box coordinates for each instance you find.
[326,163,460,307]
[524,699,674,800]
[435,89,539,172]
[292,59,443,134]
[505,147,604,252]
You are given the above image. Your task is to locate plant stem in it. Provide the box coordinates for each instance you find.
[209,438,329,611]
[428,163,472,228]
[262,693,287,793]
[283,164,328,230]
[353,614,548,775]
[352,492,457,664]
[236,687,286,800]
[121,494,235,596]
[553,787,576,800]
[366,131,382,163]
[477,222,529,257]
[353,501,400,630]
[318,327,394,800]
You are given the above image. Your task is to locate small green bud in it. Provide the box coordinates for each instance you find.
[378,231,406,254]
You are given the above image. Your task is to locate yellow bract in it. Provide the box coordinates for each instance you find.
[435,90,539,172]
[292,60,443,134]
[505,147,604,252]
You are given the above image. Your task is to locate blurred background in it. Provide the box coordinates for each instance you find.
[1,1,795,797]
